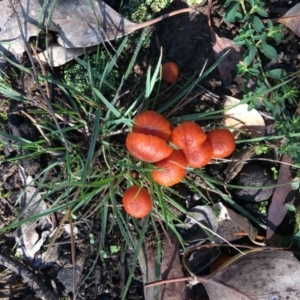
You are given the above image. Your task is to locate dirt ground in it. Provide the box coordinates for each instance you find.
[0,0,300,299]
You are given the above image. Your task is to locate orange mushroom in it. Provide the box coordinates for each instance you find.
[162,62,179,84]
[122,185,152,218]
[206,128,235,158]
[132,110,171,140]
[170,121,207,150]
[126,132,172,162]
[152,150,188,186]
[183,140,213,168]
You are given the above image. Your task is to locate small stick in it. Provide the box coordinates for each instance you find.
[0,251,58,300]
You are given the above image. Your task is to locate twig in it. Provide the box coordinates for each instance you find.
[8,0,71,152]
[69,212,76,300]
[20,110,51,144]
[145,275,254,299]
[29,43,51,99]
[0,251,58,300]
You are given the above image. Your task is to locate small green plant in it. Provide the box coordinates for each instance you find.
[271,167,278,180]
[110,245,121,254]
[275,115,300,163]
[255,144,269,155]
[252,200,268,214]
[223,0,300,162]
[286,203,300,233]
[121,0,172,23]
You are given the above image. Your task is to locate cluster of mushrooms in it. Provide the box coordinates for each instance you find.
[122,110,236,218]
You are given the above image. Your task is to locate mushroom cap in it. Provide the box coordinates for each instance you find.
[133,110,171,140]
[183,140,213,168]
[122,185,152,218]
[170,121,207,150]
[207,128,236,158]
[152,150,188,186]
[162,62,179,84]
[126,132,172,162]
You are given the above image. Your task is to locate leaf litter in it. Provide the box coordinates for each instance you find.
[0,1,299,300]
[0,0,192,66]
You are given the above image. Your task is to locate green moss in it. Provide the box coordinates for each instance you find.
[121,0,173,23]
[185,0,207,5]
[64,50,120,94]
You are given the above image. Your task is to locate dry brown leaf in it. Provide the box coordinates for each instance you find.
[276,3,300,37]
[158,230,193,300]
[139,230,193,300]
[207,0,242,86]
[211,35,242,86]
[36,44,97,66]
[214,203,259,245]
[139,241,157,300]
[266,154,296,239]
[224,95,265,138]
[176,204,258,244]
[224,146,256,183]
[17,166,55,267]
[203,250,300,300]
[0,0,191,65]
[0,0,12,30]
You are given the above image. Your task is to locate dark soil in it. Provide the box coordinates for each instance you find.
[0,0,300,299]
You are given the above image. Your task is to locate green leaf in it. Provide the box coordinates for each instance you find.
[263,99,274,111]
[244,45,257,65]
[266,68,287,80]
[235,12,244,21]
[245,29,255,37]
[262,43,277,59]
[267,19,274,30]
[234,40,246,46]
[224,2,239,23]
[248,68,260,75]
[224,0,233,7]
[285,203,297,212]
[291,178,300,190]
[272,32,283,43]
[110,245,121,254]
[243,12,250,21]
[252,34,263,41]
[254,6,268,17]
[253,15,265,33]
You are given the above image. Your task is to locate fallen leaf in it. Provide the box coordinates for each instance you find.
[275,3,300,38]
[223,95,265,138]
[0,0,192,65]
[139,241,157,300]
[36,44,97,66]
[176,205,218,244]
[0,0,12,31]
[57,252,86,292]
[158,230,193,300]
[224,146,256,184]
[211,34,242,86]
[139,230,193,300]
[266,154,296,239]
[203,250,300,300]
[214,202,260,245]
[176,203,259,244]
[207,0,242,86]
[16,166,55,266]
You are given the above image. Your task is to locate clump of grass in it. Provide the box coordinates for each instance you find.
[1,6,299,298]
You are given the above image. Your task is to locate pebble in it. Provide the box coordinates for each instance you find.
[235,164,275,202]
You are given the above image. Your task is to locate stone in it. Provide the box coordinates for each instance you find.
[235,164,275,202]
